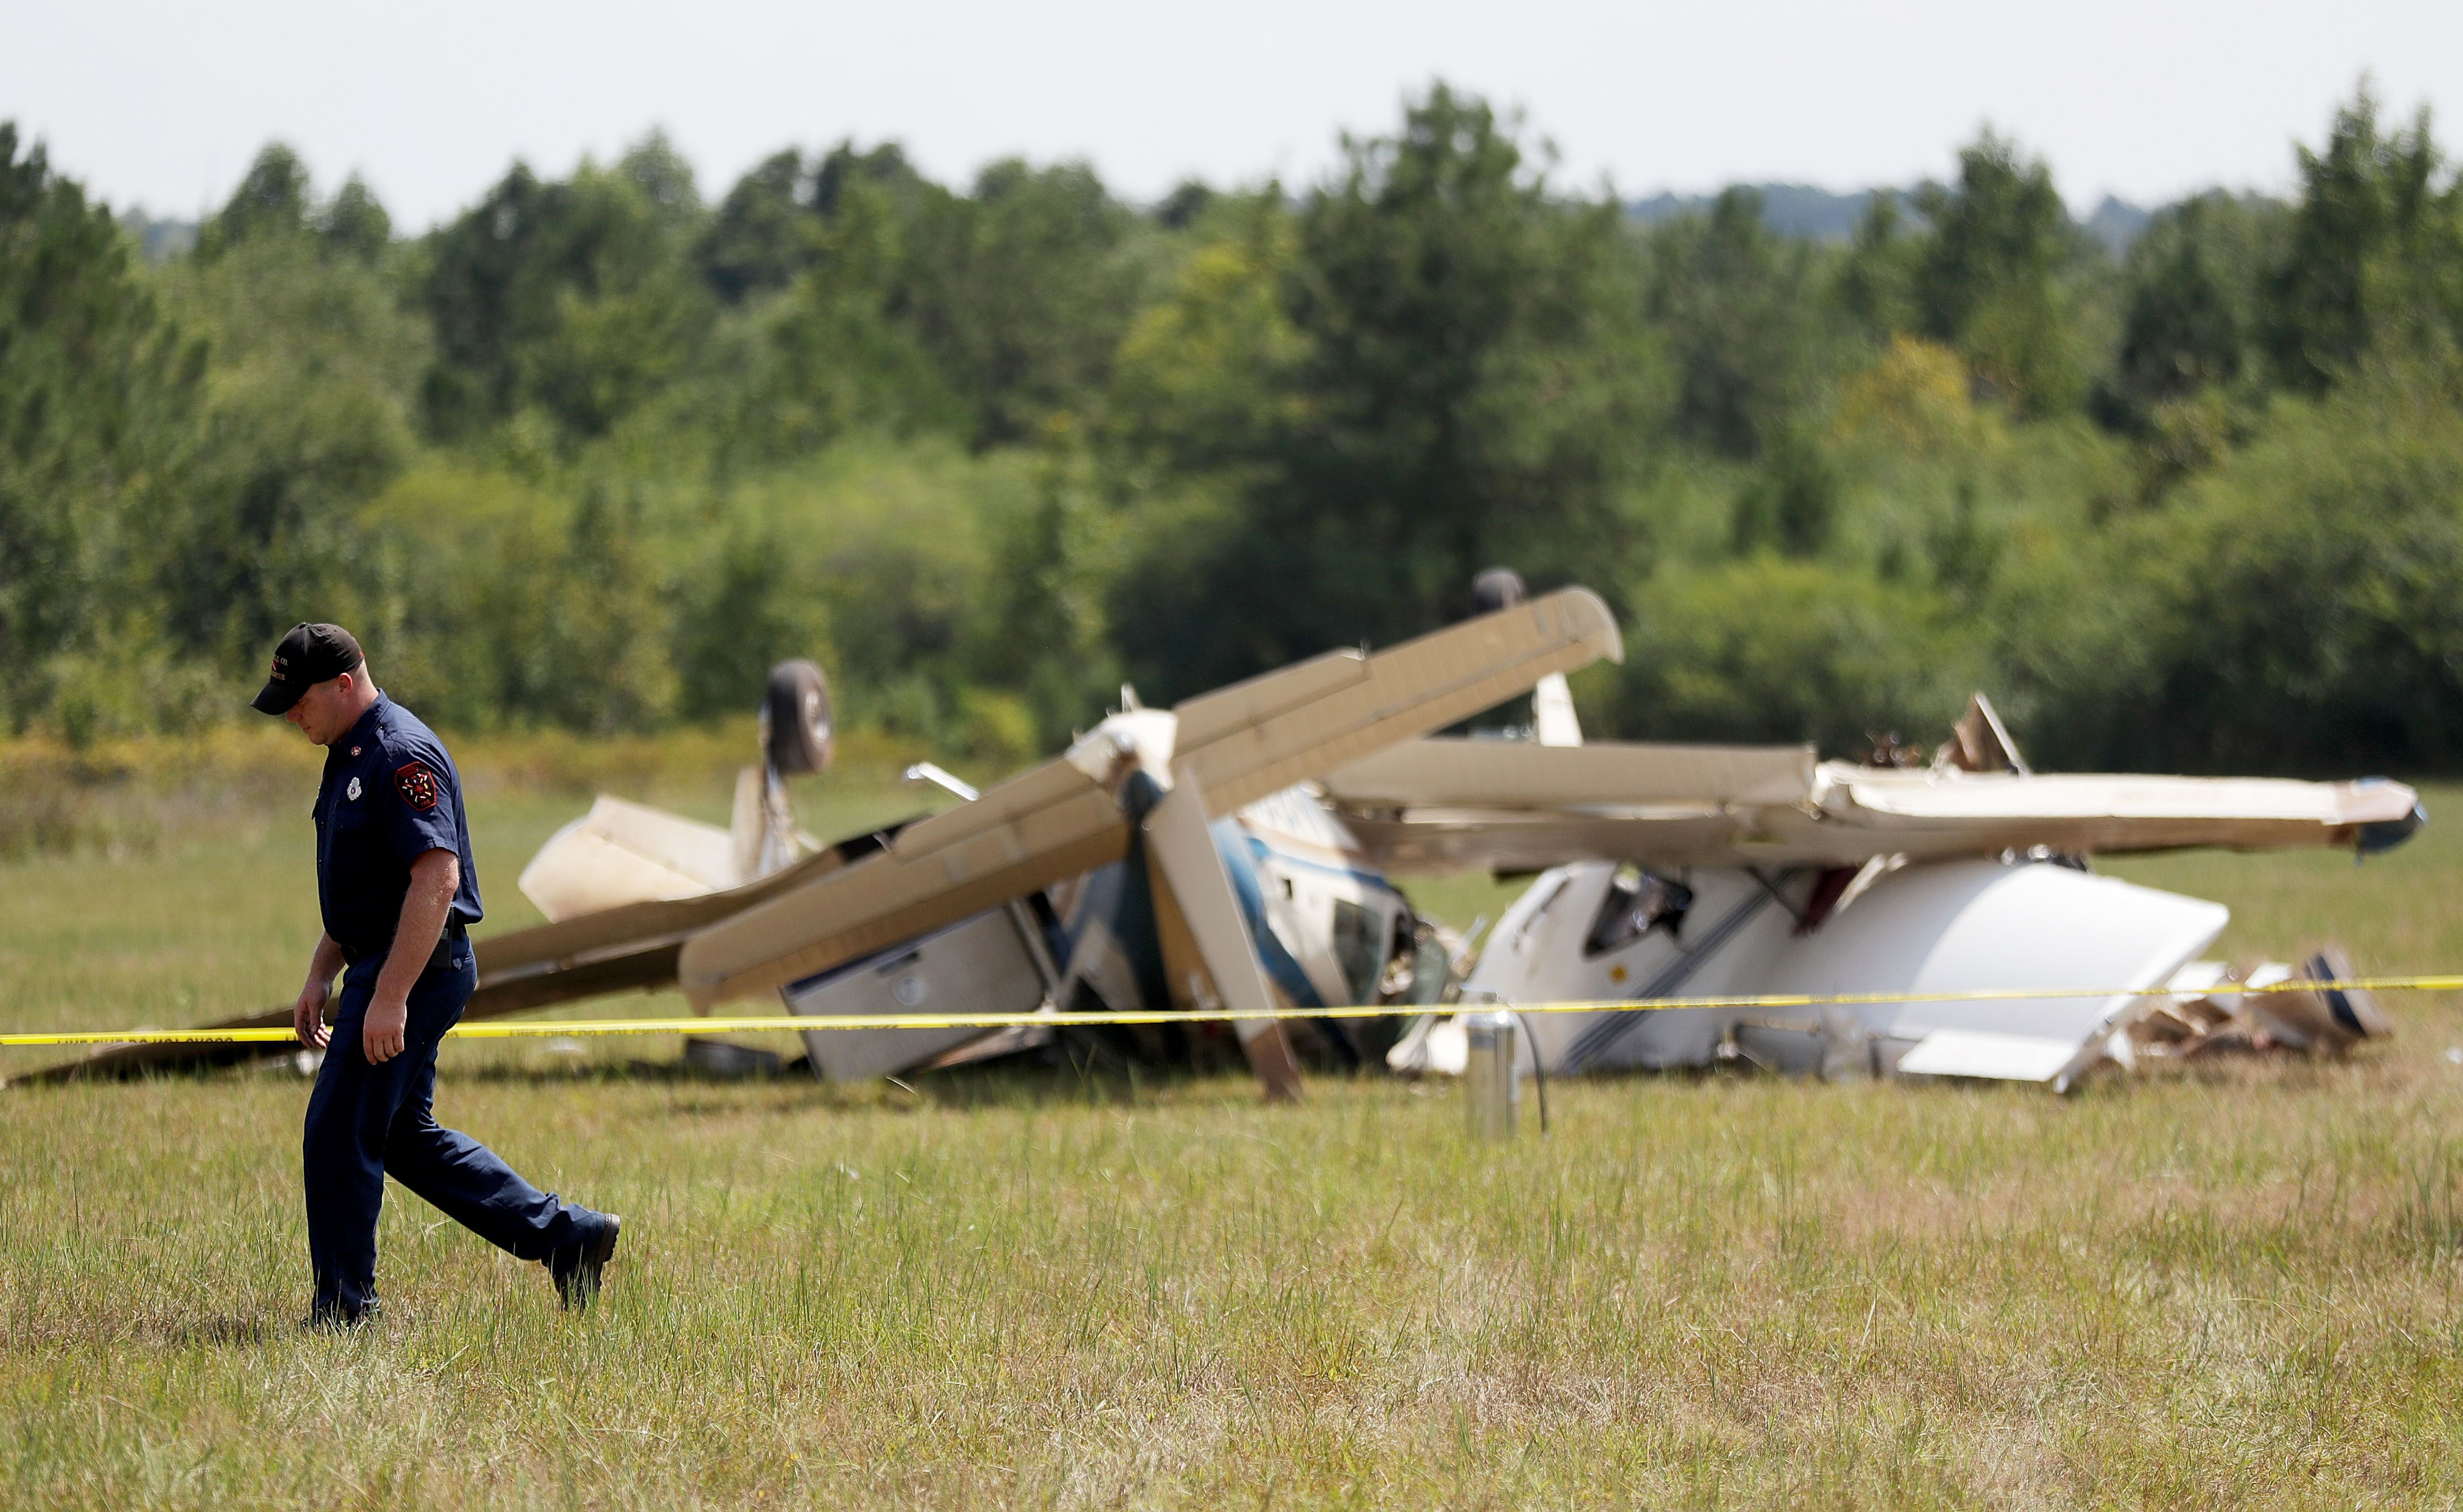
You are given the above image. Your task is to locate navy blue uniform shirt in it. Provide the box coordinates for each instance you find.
[313,693,484,963]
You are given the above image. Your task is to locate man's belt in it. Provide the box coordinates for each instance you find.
[341,921,468,973]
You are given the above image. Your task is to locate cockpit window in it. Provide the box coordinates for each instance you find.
[1331,899,1385,1005]
[1582,865,1693,957]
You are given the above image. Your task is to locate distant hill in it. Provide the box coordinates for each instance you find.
[1627,184,1906,241]
[1627,183,2153,253]
[2076,195,2151,254]
[116,210,196,263]
[113,189,2151,268]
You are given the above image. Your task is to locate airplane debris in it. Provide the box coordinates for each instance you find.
[2128,946,2391,1061]
[1361,653,2420,1094]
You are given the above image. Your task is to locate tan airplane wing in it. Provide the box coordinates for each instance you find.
[677,587,1624,1006]
[676,757,1134,1008]
[1144,764,1305,1098]
[21,823,914,1082]
[1168,587,1625,815]
[1326,738,1816,810]
[1325,737,1816,873]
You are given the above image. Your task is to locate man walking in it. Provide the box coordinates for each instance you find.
[252,622,621,1328]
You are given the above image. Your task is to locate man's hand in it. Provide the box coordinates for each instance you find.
[363,992,409,1063]
[293,980,332,1049]
[295,933,346,1050]
[363,848,460,1067]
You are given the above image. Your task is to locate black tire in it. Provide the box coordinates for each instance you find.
[1470,566,1528,616]
[761,660,834,775]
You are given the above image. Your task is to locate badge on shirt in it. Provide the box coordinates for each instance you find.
[346,777,362,801]
[395,762,441,812]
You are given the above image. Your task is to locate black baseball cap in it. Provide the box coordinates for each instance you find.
[251,622,365,715]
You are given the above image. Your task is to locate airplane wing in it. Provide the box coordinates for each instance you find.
[1142,764,1307,1098]
[680,756,1133,1008]
[21,822,910,1083]
[1324,738,1817,873]
[1796,766,2425,862]
[1326,738,1816,809]
[1325,738,2423,872]
[676,587,1624,1006]
[30,588,1624,1084]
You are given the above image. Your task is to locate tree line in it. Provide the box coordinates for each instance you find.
[3,83,2461,775]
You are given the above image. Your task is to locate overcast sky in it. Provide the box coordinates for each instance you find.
[7,1,2460,230]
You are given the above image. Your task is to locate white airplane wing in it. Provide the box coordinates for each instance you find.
[1803,766,2424,859]
[516,795,743,922]
[1325,738,2421,872]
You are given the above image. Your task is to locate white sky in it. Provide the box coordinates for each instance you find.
[6,0,2460,230]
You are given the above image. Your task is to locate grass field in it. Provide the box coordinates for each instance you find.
[5,752,2463,1506]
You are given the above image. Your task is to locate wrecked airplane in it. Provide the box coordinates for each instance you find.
[527,566,2417,1097]
[1345,691,2418,1091]
[26,574,2420,1099]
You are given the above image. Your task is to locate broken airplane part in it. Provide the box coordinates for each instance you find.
[1387,855,2232,1091]
[518,660,837,922]
[1356,691,2419,1092]
[657,585,1622,1097]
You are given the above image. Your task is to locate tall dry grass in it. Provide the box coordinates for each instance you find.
[2,759,2460,1505]
[4,1055,2461,1506]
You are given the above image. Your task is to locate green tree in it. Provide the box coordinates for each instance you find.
[2136,369,2463,771]
[0,122,204,730]
[1588,557,1986,755]
[419,138,713,441]
[1112,85,1663,696]
[2264,85,2462,392]
[1106,190,1302,473]
[965,422,1125,744]
[698,149,809,302]
[617,130,702,229]
[1912,132,2087,413]
[2111,194,2272,410]
[349,467,676,731]
[720,151,964,459]
[897,158,1149,446]
[196,144,312,257]
[1729,431,1841,556]
[1645,187,1838,459]
[668,523,833,721]
[1838,193,1918,339]
[319,174,392,263]
[196,147,392,267]
[152,226,426,666]
[812,141,931,219]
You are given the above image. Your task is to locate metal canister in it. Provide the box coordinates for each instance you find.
[1462,1010,1520,1140]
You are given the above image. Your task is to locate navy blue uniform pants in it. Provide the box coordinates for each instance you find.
[303,945,599,1319]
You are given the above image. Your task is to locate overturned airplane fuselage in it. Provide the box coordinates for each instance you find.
[1393,855,2227,1091]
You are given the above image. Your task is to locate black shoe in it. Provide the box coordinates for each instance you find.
[549,1214,621,1311]
[299,1300,380,1333]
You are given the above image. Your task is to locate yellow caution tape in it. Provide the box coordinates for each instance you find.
[5,975,2459,1048]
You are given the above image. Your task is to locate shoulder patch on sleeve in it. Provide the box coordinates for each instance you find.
[395,761,442,812]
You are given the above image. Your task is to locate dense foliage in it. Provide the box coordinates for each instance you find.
[4,86,2461,774]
